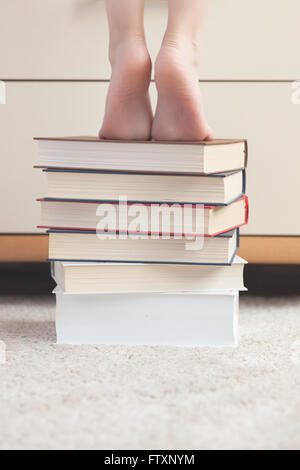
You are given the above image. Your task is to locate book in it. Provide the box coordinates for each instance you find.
[48,228,239,265]
[39,196,248,237]
[54,288,239,346]
[34,137,247,175]
[42,169,245,205]
[51,256,246,294]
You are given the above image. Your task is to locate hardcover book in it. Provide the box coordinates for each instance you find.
[48,228,239,265]
[39,196,248,237]
[35,137,247,175]
[42,168,245,205]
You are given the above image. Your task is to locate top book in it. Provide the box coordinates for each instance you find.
[34,137,247,175]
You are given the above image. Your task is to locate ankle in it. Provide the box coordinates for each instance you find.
[160,32,201,68]
[107,38,152,96]
[109,35,149,65]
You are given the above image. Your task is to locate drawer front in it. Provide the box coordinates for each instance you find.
[0,0,299,79]
[0,82,107,232]
[0,82,299,234]
[201,81,300,235]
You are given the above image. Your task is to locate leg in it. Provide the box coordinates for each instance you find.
[100,0,153,140]
[152,0,213,141]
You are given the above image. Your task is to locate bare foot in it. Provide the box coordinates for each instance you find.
[100,39,153,141]
[152,36,213,141]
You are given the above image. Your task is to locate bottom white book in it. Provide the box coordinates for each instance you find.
[54,289,239,347]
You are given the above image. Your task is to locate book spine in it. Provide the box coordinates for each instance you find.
[244,140,248,168]
[242,169,246,194]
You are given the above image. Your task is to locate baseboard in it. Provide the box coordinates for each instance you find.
[0,235,48,262]
[0,262,299,296]
[239,236,300,264]
[0,234,300,264]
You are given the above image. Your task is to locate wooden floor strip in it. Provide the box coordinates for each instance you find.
[239,236,300,264]
[0,235,300,264]
[0,235,49,262]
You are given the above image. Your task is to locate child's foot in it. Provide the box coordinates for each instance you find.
[152,36,213,141]
[100,39,153,140]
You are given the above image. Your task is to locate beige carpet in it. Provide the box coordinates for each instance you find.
[0,295,299,450]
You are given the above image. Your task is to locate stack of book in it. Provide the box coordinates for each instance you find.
[35,137,248,347]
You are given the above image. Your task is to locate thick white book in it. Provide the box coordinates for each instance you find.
[54,289,239,347]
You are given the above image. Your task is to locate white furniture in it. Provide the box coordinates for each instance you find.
[0,0,299,261]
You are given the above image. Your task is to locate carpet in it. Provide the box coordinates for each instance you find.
[0,295,299,450]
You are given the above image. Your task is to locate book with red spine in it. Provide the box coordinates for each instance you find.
[38,196,248,238]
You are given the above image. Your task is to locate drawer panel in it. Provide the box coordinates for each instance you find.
[0,0,299,79]
[201,82,300,235]
[0,82,108,232]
